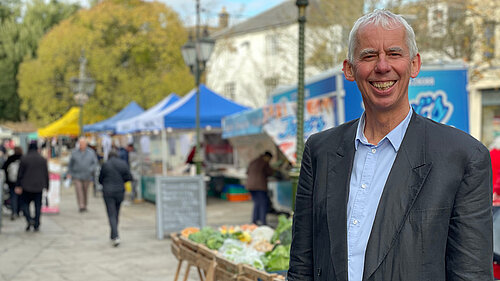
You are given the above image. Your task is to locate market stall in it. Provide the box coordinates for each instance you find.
[172,215,292,280]
[83,101,144,133]
[38,107,80,137]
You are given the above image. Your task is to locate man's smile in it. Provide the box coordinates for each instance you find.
[370,81,396,91]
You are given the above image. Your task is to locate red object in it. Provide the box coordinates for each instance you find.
[491,149,500,198]
[494,262,500,280]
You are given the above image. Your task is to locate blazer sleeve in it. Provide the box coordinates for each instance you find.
[288,139,315,281]
[446,144,493,280]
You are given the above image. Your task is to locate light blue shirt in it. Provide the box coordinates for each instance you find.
[347,109,412,281]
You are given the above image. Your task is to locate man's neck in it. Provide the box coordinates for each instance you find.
[363,107,410,145]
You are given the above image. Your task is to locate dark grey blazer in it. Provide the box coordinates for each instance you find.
[288,112,493,281]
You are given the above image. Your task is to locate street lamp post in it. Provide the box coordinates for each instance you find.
[291,0,308,210]
[181,0,215,175]
[70,50,96,137]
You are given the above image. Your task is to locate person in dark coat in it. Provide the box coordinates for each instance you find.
[2,146,23,220]
[15,142,49,232]
[98,151,132,247]
[245,151,274,225]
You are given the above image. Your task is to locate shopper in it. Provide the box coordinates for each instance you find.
[2,146,23,220]
[68,137,98,212]
[98,151,132,247]
[245,151,274,225]
[15,142,49,232]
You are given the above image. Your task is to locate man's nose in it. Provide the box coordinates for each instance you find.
[375,55,391,73]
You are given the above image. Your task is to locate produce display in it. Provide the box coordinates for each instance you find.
[183,215,292,273]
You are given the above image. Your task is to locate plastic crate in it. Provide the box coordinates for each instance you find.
[224,193,251,202]
[222,184,247,194]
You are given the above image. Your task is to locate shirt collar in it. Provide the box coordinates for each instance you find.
[355,109,413,152]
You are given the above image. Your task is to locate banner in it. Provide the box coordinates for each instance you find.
[263,95,337,164]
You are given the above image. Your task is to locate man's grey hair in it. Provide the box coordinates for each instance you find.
[347,9,418,63]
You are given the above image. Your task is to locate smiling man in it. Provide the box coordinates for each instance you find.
[288,9,493,281]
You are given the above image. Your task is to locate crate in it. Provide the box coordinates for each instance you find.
[222,184,251,201]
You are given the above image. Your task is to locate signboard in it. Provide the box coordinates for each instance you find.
[409,68,469,132]
[155,176,205,239]
[263,95,338,164]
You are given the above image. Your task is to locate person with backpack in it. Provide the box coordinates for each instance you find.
[15,142,49,231]
[98,151,132,247]
[2,146,23,221]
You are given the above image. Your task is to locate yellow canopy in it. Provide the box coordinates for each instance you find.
[38,107,80,137]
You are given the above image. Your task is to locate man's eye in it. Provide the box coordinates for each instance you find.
[389,53,401,57]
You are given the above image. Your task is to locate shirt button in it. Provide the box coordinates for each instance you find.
[361,184,367,189]
[371,148,376,153]
[353,219,359,225]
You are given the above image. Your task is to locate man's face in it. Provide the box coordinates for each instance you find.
[343,24,421,116]
[79,139,87,151]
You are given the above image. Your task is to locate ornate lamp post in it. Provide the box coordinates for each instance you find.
[291,0,308,210]
[181,0,215,175]
[70,51,95,136]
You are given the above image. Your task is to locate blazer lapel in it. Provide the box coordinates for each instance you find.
[327,120,358,281]
[363,113,433,280]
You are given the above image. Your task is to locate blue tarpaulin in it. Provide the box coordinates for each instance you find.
[163,84,249,129]
[115,94,180,134]
[83,101,144,133]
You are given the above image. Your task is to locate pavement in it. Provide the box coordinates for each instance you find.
[0,185,274,281]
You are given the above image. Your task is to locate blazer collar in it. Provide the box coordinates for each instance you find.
[363,112,432,280]
[326,119,359,281]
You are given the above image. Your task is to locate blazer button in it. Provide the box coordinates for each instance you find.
[316,268,322,276]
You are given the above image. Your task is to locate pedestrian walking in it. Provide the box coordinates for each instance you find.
[68,137,98,212]
[288,9,493,281]
[98,151,132,247]
[245,151,274,226]
[15,142,49,232]
[2,146,23,220]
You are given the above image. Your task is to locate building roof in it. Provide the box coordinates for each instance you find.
[211,0,324,38]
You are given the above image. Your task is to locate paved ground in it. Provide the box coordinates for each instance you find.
[0,185,275,281]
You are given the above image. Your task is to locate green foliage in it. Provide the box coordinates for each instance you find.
[18,0,194,126]
[0,0,79,121]
[271,215,292,244]
[262,244,290,272]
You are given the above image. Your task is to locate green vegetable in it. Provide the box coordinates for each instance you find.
[264,245,290,272]
[188,226,217,244]
[206,233,225,250]
[271,215,292,244]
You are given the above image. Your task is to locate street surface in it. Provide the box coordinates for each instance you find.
[0,185,269,281]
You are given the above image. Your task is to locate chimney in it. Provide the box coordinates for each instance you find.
[218,7,229,29]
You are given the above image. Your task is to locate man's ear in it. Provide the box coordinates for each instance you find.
[343,59,355,81]
[410,53,421,78]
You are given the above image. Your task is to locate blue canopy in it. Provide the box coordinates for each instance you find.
[163,84,249,129]
[83,101,144,133]
[115,94,180,134]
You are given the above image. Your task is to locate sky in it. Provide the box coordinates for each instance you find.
[70,0,287,26]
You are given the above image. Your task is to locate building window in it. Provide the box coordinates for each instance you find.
[224,82,236,100]
[264,77,279,98]
[266,34,280,56]
[484,21,496,60]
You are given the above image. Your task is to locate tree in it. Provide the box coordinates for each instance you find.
[0,0,79,121]
[18,0,194,126]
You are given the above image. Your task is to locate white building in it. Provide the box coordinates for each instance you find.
[206,0,361,109]
[467,0,500,146]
